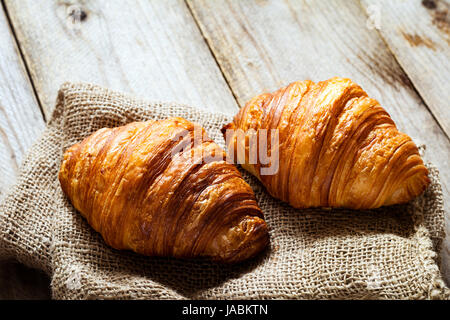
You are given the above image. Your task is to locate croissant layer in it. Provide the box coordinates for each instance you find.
[223,77,430,209]
[59,117,269,263]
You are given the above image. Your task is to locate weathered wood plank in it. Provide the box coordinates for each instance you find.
[0,6,48,299]
[360,0,450,138]
[187,0,450,284]
[3,0,239,117]
[0,5,45,198]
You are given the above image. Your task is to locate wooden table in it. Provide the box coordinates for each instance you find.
[0,0,448,299]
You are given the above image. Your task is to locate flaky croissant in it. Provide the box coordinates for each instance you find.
[59,117,268,263]
[223,77,430,209]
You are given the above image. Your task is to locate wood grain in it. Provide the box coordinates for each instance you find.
[360,0,450,138]
[187,0,450,284]
[0,5,44,198]
[3,0,239,117]
[0,6,48,300]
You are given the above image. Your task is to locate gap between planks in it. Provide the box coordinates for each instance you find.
[356,0,450,143]
[184,0,242,109]
[0,0,46,122]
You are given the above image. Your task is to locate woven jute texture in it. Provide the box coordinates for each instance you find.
[0,83,448,299]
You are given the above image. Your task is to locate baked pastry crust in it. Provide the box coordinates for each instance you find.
[59,117,268,263]
[223,77,430,209]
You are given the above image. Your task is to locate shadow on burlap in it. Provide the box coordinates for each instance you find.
[0,83,448,299]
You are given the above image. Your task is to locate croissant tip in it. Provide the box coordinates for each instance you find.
[412,166,431,197]
[221,122,234,137]
[216,218,270,264]
[420,173,431,194]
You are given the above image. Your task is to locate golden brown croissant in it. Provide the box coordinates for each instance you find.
[223,77,430,209]
[59,117,268,263]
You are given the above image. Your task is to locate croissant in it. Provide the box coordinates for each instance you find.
[222,77,430,209]
[59,117,268,263]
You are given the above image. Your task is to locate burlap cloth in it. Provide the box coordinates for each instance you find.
[0,83,448,300]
